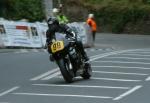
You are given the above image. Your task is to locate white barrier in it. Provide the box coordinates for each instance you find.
[68,22,93,47]
[36,22,48,47]
[0,35,4,47]
[0,20,92,48]
[0,21,8,48]
[0,20,45,48]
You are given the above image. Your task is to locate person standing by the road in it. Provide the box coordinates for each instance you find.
[52,5,69,24]
[86,13,97,43]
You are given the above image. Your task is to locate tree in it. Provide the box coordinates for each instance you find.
[0,0,45,22]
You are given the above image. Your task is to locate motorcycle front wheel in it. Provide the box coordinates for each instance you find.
[57,57,74,83]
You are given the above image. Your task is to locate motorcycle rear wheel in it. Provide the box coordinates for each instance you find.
[81,63,92,79]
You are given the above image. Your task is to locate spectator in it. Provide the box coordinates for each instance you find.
[52,7,69,24]
[86,13,97,43]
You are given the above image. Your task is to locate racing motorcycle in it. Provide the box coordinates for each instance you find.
[48,33,92,83]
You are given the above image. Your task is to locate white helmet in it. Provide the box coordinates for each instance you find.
[52,8,59,13]
[88,13,94,18]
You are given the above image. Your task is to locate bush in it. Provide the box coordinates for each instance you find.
[0,0,45,22]
[83,0,150,33]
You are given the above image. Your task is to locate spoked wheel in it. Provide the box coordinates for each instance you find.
[57,57,74,83]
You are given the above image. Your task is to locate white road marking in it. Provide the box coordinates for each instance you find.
[13,92,113,99]
[132,49,150,51]
[113,85,142,100]
[89,49,150,61]
[92,65,150,70]
[30,68,59,81]
[0,102,9,103]
[128,51,150,54]
[32,84,130,89]
[119,54,150,57]
[0,86,19,97]
[41,71,61,80]
[89,50,134,61]
[145,76,150,81]
[90,77,141,82]
[56,76,141,82]
[106,56,150,60]
[93,60,150,65]
[93,71,148,76]
[90,55,102,59]
[32,49,39,52]
[20,49,28,53]
[30,49,149,81]
[30,50,119,81]
[40,50,126,81]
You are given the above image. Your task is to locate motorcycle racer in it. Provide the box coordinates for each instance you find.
[46,17,89,63]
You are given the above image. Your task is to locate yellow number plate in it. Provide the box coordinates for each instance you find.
[51,41,64,53]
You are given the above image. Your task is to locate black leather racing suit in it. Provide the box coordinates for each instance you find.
[46,24,88,61]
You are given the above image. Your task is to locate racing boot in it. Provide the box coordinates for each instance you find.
[82,53,89,64]
[82,53,91,69]
[81,53,92,79]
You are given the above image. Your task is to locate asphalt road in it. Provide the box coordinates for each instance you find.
[0,33,150,103]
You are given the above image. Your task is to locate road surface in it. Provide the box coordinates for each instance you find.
[0,33,150,103]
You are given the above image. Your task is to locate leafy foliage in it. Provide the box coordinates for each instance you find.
[82,0,150,33]
[0,0,45,22]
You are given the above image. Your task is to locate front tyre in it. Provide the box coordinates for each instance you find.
[57,58,74,83]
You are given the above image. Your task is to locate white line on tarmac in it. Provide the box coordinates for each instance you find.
[30,49,150,81]
[93,71,148,76]
[30,51,112,81]
[105,56,150,60]
[119,54,150,57]
[19,49,28,53]
[127,51,150,54]
[0,86,19,97]
[113,85,142,100]
[39,54,103,81]
[145,76,150,81]
[132,49,150,52]
[30,68,59,81]
[32,84,130,89]
[32,49,39,52]
[92,65,150,70]
[93,60,150,65]
[89,49,150,61]
[0,102,9,103]
[90,77,141,82]
[41,71,61,80]
[90,54,106,59]
[13,92,113,99]
[89,50,131,61]
[56,76,141,82]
